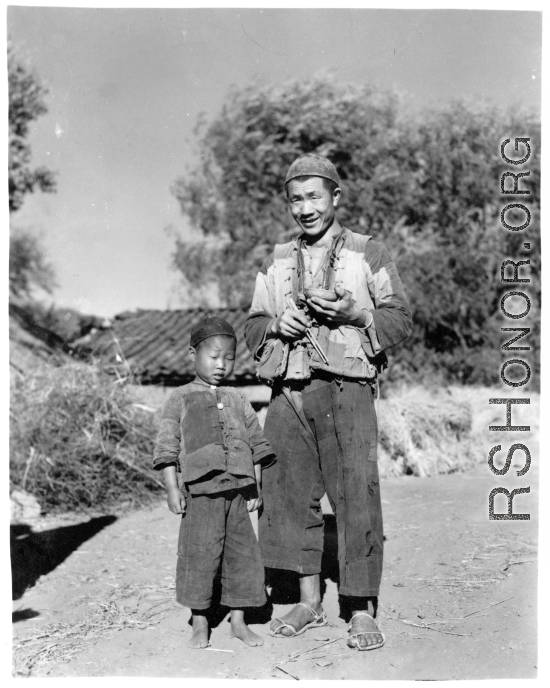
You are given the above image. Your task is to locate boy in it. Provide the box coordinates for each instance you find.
[153,315,275,648]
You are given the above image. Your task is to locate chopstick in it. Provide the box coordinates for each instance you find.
[286,298,330,365]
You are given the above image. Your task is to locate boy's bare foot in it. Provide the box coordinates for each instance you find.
[188,613,209,649]
[230,610,264,647]
[270,601,325,637]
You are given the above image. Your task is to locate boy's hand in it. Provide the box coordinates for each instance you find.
[247,493,263,512]
[167,486,186,515]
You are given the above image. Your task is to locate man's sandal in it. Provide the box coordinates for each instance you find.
[270,602,328,637]
[348,611,385,651]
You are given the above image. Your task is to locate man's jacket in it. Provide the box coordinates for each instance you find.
[245,227,412,382]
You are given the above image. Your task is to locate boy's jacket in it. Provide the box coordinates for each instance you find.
[153,382,274,494]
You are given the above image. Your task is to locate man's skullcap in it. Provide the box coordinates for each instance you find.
[190,315,236,348]
[285,153,340,187]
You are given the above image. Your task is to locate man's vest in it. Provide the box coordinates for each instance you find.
[256,228,383,382]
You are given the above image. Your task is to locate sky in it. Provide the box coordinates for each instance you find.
[7,5,542,318]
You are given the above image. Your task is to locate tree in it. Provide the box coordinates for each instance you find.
[172,76,407,306]
[389,105,541,385]
[171,75,540,385]
[9,229,56,298]
[9,41,58,306]
[8,39,56,213]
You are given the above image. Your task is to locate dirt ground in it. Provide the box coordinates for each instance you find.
[12,462,537,680]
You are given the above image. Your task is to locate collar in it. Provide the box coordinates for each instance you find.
[295,228,347,292]
[295,226,348,250]
[188,379,220,391]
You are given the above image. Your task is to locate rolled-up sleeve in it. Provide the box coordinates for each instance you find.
[152,391,184,471]
[245,310,274,361]
[245,255,277,359]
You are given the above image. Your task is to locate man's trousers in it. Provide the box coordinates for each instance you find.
[260,375,383,598]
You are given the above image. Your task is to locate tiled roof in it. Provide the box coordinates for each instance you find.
[73,308,259,386]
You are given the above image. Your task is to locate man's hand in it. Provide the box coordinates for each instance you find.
[167,486,186,515]
[248,463,263,512]
[307,283,367,327]
[271,308,312,340]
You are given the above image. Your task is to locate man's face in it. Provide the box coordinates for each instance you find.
[287,177,341,239]
[189,335,236,386]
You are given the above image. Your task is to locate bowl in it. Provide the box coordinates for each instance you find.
[304,287,338,302]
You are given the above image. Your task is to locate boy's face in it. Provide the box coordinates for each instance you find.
[189,334,236,386]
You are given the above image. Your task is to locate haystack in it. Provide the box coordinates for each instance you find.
[377,386,475,477]
[10,361,163,513]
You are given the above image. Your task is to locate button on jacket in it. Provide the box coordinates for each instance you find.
[153,381,275,494]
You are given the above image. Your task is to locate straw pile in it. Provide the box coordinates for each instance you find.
[12,582,175,677]
[377,386,477,478]
[10,362,163,513]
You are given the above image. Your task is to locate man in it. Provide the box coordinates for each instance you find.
[244,153,412,650]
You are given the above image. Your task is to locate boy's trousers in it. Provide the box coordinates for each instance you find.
[176,489,266,610]
[260,375,383,598]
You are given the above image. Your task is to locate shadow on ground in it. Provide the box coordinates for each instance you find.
[11,515,117,602]
[12,608,41,623]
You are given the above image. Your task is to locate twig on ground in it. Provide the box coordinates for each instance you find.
[426,597,514,625]
[417,572,505,591]
[400,620,471,637]
[276,666,300,680]
[267,637,342,678]
[501,560,534,572]
[461,596,514,618]
[287,637,341,660]
[289,652,327,662]
[500,539,537,550]
[488,540,536,551]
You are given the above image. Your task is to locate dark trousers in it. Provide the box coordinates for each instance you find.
[260,376,383,597]
[176,490,266,610]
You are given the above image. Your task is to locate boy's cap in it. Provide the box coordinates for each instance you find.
[190,315,236,348]
[285,153,340,187]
